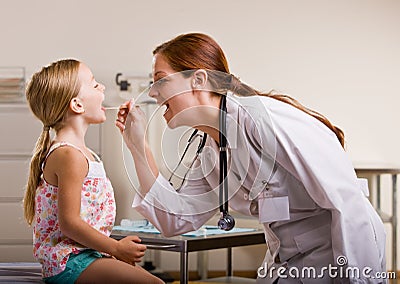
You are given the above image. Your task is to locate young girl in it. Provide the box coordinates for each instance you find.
[23,59,164,284]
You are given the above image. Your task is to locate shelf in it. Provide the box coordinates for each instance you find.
[0,67,25,102]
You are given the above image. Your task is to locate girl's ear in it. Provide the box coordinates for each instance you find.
[191,69,208,90]
[70,98,85,114]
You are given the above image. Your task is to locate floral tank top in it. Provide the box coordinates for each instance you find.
[33,142,116,278]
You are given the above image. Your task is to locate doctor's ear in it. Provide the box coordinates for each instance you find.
[70,98,85,114]
[191,69,208,90]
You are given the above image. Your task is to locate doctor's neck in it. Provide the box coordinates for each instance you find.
[197,125,220,144]
[192,95,223,144]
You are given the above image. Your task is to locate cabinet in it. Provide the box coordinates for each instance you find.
[355,167,399,276]
[0,103,101,261]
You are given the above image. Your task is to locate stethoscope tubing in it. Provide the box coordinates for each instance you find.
[167,94,233,229]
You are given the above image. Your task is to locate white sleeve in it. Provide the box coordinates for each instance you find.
[132,172,219,237]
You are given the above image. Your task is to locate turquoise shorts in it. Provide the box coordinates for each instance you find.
[43,249,103,284]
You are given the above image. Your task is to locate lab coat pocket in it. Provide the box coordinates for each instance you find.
[259,195,290,223]
[294,224,331,254]
[289,182,317,211]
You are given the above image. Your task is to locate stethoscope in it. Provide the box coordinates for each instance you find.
[168,94,235,231]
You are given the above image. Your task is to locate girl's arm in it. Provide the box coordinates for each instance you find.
[50,147,145,265]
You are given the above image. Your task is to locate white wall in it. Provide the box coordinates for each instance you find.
[2,0,399,272]
[2,0,399,163]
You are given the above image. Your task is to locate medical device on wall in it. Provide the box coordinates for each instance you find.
[115,72,153,101]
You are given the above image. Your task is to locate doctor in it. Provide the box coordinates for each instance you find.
[116,33,386,283]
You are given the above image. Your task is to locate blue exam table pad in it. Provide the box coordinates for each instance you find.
[113,224,256,237]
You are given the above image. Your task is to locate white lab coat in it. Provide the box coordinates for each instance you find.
[133,95,386,283]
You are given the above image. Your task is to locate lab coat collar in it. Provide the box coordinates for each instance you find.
[225,95,240,149]
[225,94,267,150]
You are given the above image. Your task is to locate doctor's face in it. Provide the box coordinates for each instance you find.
[151,54,198,128]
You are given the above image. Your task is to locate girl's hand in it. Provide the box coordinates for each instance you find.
[113,235,147,265]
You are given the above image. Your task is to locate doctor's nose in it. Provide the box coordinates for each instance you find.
[148,84,160,99]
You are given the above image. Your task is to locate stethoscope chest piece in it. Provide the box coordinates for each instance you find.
[218,212,235,231]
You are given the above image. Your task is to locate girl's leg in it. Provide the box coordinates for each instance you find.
[76,257,164,284]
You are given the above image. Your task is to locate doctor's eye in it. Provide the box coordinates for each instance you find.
[155,77,168,85]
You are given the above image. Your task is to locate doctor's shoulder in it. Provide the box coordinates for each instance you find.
[233,96,276,145]
[234,96,275,125]
[233,95,267,119]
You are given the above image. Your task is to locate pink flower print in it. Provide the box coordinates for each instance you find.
[39,219,48,229]
[48,219,55,227]
[85,192,90,197]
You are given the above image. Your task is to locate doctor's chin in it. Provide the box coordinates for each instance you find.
[257,255,395,283]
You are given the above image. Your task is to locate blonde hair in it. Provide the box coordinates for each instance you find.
[23,59,81,225]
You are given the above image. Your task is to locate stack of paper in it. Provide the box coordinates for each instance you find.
[0,67,25,102]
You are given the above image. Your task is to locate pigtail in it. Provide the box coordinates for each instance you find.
[24,128,51,225]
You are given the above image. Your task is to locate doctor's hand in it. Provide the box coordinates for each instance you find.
[112,235,147,266]
[115,100,130,133]
[115,99,147,151]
